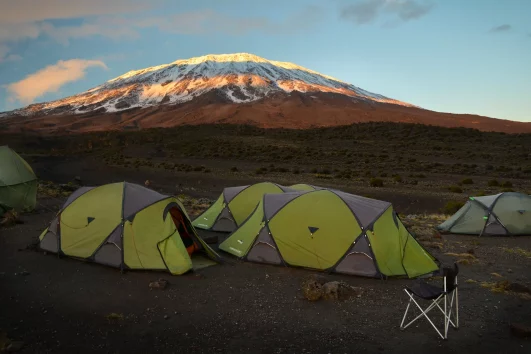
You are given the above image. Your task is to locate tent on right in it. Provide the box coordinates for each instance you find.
[437,192,531,236]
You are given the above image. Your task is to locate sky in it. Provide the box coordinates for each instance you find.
[0,0,530,122]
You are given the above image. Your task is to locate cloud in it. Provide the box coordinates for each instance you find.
[6,59,108,104]
[340,0,434,25]
[76,6,324,39]
[0,44,22,63]
[0,0,160,60]
[489,24,512,33]
[0,0,156,25]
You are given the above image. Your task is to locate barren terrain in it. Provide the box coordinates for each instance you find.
[1,122,530,353]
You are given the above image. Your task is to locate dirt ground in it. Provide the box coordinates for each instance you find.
[1,124,531,353]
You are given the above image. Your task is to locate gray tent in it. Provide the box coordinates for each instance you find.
[437,192,531,236]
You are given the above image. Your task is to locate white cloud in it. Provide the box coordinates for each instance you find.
[6,59,108,104]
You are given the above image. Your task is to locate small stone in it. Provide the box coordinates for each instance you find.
[510,323,531,338]
[148,279,168,290]
[6,341,24,352]
[164,315,169,320]
[301,276,325,301]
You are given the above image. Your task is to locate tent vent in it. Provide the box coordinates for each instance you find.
[87,217,95,224]
[308,226,319,234]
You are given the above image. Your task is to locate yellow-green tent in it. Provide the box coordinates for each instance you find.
[220,189,439,278]
[0,145,37,215]
[39,182,220,275]
[192,182,314,232]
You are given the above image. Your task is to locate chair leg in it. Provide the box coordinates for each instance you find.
[455,288,459,329]
[400,297,412,329]
[400,290,445,340]
[433,293,457,329]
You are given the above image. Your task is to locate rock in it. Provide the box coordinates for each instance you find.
[6,341,24,352]
[164,315,169,320]
[301,275,326,301]
[59,184,77,192]
[322,281,340,300]
[507,282,531,294]
[510,323,531,338]
[149,279,168,290]
[322,281,362,300]
[74,176,82,183]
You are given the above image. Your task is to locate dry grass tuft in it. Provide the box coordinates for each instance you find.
[445,252,476,259]
[501,247,531,258]
[422,241,444,250]
[490,272,503,278]
[456,258,479,265]
[106,313,124,322]
[465,279,477,284]
[480,280,510,293]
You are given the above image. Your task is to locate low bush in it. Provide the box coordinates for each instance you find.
[461,178,474,185]
[448,186,463,193]
[488,180,499,187]
[442,201,465,214]
[370,178,384,187]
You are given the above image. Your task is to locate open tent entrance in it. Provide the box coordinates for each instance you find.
[168,206,217,270]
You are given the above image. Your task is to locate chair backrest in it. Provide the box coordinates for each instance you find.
[442,262,459,292]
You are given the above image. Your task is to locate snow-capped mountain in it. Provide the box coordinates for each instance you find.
[3,53,414,117]
[3,53,530,134]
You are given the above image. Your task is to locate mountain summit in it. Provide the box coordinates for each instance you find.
[5,53,412,117]
[2,53,530,134]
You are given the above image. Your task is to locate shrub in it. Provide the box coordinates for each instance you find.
[255,167,267,175]
[310,168,318,173]
[488,180,499,187]
[448,186,463,193]
[320,168,331,175]
[230,166,239,172]
[442,201,465,215]
[461,178,474,185]
[502,188,514,192]
[476,190,486,196]
[293,168,300,174]
[501,181,513,188]
[370,178,384,187]
[393,175,403,183]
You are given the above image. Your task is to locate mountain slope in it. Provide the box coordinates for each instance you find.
[1,53,530,134]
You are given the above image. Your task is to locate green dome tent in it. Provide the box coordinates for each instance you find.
[39,182,221,275]
[437,192,531,236]
[288,184,320,191]
[192,182,311,232]
[0,146,38,215]
[219,189,439,278]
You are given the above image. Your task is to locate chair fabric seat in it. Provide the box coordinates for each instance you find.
[406,280,445,300]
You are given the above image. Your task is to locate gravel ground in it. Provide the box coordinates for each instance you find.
[1,197,530,353]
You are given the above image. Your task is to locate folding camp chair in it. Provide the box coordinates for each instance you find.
[400,263,459,340]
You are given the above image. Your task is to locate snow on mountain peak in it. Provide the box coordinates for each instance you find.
[5,52,415,117]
